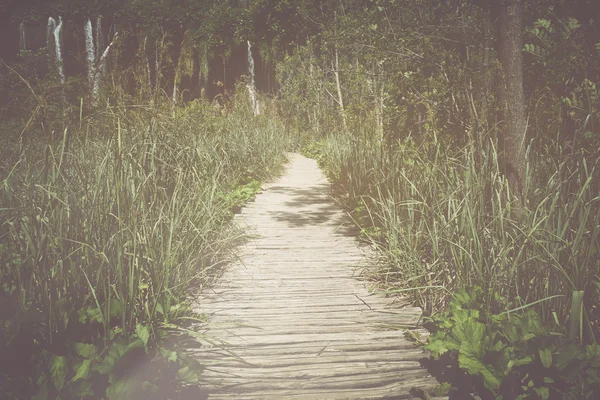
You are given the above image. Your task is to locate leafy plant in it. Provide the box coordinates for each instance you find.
[218,179,262,214]
[419,287,600,399]
[31,321,205,400]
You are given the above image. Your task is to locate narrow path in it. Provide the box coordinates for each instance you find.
[193,154,440,399]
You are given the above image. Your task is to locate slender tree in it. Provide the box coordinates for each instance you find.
[497,0,527,198]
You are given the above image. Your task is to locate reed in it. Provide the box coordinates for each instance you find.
[315,132,600,342]
[0,93,290,397]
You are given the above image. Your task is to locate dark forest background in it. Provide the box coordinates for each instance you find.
[1,1,600,399]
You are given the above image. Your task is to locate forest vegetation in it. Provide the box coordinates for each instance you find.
[1,0,599,399]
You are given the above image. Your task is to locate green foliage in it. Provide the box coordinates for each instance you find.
[421,287,600,399]
[300,139,326,163]
[31,324,203,400]
[0,94,290,398]
[218,179,262,214]
[524,12,599,147]
[310,130,600,342]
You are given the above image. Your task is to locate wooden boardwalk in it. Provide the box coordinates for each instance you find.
[193,154,440,399]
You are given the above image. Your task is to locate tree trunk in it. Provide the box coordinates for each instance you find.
[333,47,347,132]
[497,0,527,198]
[481,3,494,131]
[191,45,200,99]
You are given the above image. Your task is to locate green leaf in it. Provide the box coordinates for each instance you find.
[458,352,502,390]
[106,378,139,400]
[539,348,553,369]
[85,306,103,324]
[49,355,68,391]
[136,323,150,347]
[70,380,94,397]
[126,338,145,352]
[566,17,581,31]
[424,339,449,358]
[71,359,92,382]
[453,320,485,353]
[508,355,534,370]
[586,343,600,367]
[176,366,202,384]
[534,386,550,400]
[95,341,126,374]
[160,348,178,363]
[74,342,98,359]
[522,333,536,341]
[433,382,452,396]
[109,299,123,318]
[569,290,585,342]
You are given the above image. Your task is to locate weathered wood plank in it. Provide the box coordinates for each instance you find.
[198,348,426,366]
[192,154,441,399]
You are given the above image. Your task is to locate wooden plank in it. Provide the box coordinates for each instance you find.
[204,377,438,400]
[201,369,431,390]
[198,348,426,367]
[193,340,428,358]
[191,153,442,399]
[201,363,428,382]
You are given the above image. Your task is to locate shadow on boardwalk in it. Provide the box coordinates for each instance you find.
[191,153,442,399]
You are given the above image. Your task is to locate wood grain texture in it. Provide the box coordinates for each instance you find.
[192,153,442,399]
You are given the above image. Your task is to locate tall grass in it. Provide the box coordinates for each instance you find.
[314,132,600,342]
[0,93,290,397]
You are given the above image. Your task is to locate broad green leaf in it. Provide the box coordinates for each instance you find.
[522,333,536,341]
[423,339,448,358]
[160,348,178,363]
[77,307,88,323]
[534,386,550,400]
[508,355,534,371]
[109,298,123,318]
[178,352,204,371]
[433,382,452,396]
[49,355,68,391]
[71,359,92,382]
[74,342,98,359]
[86,306,103,324]
[95,341,126,374]
[177,366,201,384]
[126,338,145,352]
[136,323,150,347]
[458,352,502,390]
[539,348,552,369]
[106,378,139,400]
[453,320,485,355]
[70,380,93,397]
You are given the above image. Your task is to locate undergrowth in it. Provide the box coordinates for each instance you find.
[306,132,600,399]
[0,93,290,399]
[412,287,600,399]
